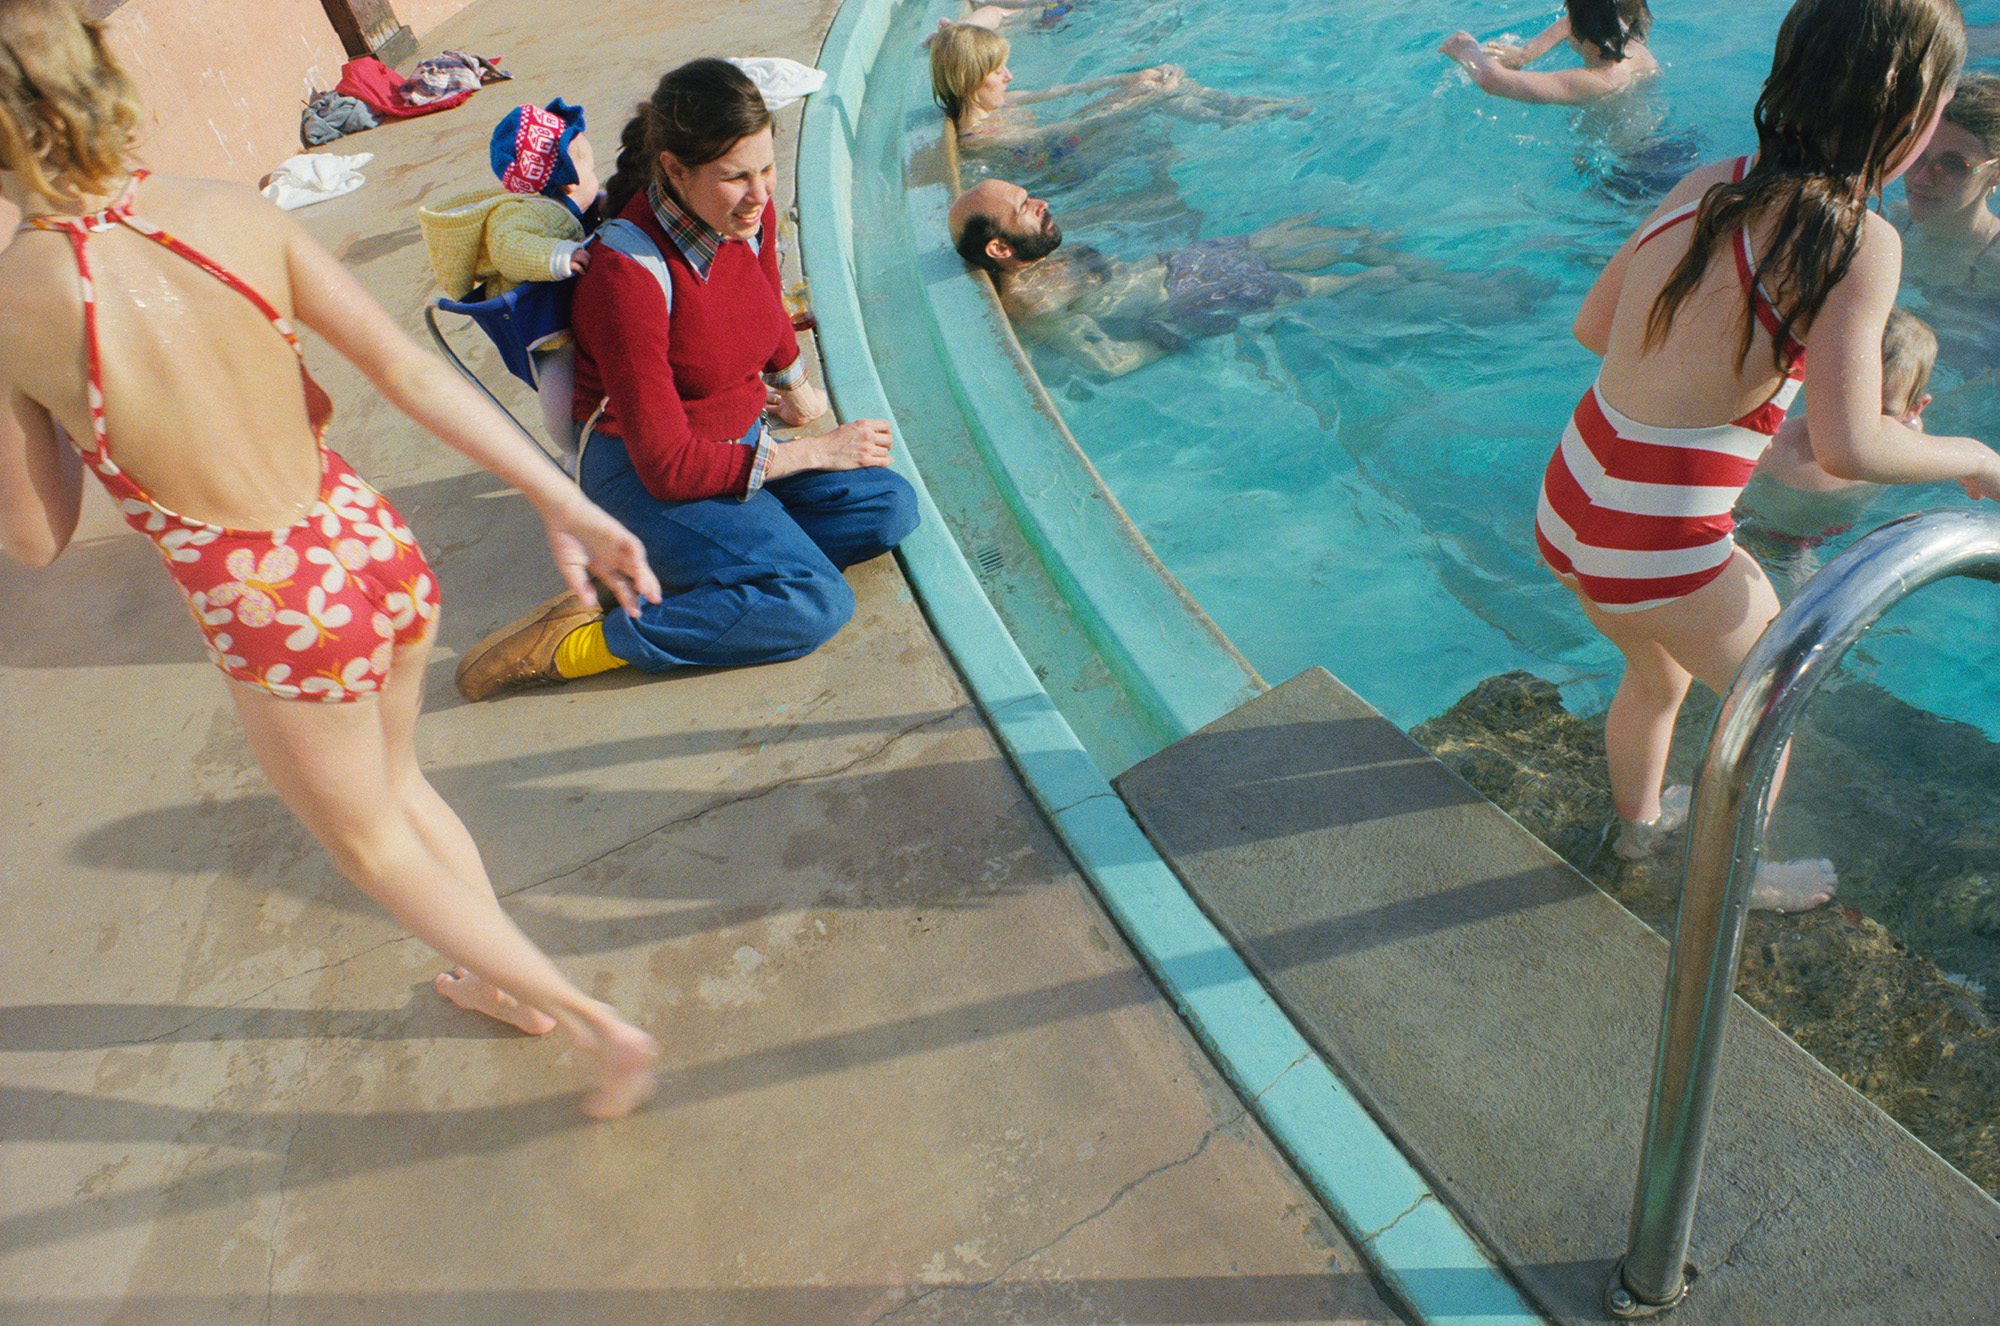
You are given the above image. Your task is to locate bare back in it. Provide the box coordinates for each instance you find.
[0,175,323,530]
[1592,158,1807,427]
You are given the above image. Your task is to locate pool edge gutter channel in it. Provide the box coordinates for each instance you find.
[799,3,1547,1323]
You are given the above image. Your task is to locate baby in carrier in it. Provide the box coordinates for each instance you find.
[418,98,603,452]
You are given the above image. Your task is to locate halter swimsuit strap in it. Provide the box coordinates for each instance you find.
[1631,155,1751,250]
[1628,156,1803,362]
[26,171,313,459]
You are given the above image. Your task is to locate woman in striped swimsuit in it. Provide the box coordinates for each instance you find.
[1535,0,2000,907]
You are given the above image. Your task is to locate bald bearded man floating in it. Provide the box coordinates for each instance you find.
[947,178,1395,376]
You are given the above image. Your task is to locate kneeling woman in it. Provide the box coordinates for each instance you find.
[458,59,918,699]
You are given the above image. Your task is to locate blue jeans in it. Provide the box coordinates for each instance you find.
[578,431,919,671]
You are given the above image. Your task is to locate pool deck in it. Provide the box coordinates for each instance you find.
[0,1,1412,1323]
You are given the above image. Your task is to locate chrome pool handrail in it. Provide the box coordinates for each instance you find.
[1607,507,2000,1317]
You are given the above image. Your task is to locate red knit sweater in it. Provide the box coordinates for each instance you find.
[571,193,800,501]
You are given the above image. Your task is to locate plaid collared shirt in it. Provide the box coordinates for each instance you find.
[643,181,803,496]
[647,180,731,279]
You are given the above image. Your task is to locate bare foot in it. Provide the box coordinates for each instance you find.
[1611,784,1691,861]
[579,1023,661,1119]
[434,968,558,1035]
[1749,858,1837,914]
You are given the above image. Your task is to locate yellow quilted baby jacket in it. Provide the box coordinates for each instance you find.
[417,189,586,298]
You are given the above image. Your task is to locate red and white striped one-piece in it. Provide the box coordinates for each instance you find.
[1535,157,1806,613]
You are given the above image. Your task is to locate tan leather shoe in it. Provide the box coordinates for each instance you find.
[455,590,602,702]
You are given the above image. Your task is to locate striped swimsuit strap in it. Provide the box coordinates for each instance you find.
[1631,155,1803,366]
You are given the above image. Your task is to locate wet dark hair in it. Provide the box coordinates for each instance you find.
[1943,70,2000,157]
[1645,0,1965,371]
[953,201,1062,273]
[1567,0,1651,63]
[955,210,1007,272]
[602,57,771,218]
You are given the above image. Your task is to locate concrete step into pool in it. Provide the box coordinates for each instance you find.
[1115,668,2000,1325]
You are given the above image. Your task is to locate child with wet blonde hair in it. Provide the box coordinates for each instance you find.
[0,0,662,1115]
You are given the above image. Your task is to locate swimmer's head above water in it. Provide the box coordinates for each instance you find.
[949,178,1065,273]
[1905,72,2000,225]
[1566,0,1652,64]
[931,22,1011,123]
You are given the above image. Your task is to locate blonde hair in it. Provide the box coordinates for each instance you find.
[0,0,141,203]
[1881,307,1938,416]
[930,23,1008,124]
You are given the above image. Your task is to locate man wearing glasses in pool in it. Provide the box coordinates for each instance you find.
[948,179,1395,377]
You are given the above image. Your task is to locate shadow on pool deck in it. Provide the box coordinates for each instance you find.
[0,1,1415,1322]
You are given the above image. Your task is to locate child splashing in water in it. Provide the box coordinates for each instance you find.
[1534,0,2000,909]
[0,0,661,1114]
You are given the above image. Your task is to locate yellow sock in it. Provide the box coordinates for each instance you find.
[554,620,627,679]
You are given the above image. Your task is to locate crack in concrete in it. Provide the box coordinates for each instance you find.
[1716,1188,1800,1269]
[1050,789,1117,816]
[1249,1049,1313,1101]
[120,707,962,1046]
[865,1120,1237,1325]
[499,706,962,899]
[134,953,401,1048]
[1362,1192,1433,1244]
[263,1056,308,1326]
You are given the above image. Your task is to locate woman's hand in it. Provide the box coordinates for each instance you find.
[770,380,830,427]
[534,490,662,617]
[1440,31,1483,62]
[1483,39,1531,68]
[766,420,895,478]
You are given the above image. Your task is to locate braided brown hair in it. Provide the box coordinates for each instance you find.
[602,58,771,218]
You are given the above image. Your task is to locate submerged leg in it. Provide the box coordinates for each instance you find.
[1571,550,1836,913]
[1247,217,1402,271]
[1162,85,1306,124]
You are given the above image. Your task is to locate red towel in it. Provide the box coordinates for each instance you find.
[333,56,476,120]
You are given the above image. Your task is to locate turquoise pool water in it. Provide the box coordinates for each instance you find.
[968,0,2000,738]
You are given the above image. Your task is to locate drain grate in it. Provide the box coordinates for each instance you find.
[973,544,1006,576]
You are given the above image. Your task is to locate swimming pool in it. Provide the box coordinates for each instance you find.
[950,0,2000,741]
[820,0,2000,1228]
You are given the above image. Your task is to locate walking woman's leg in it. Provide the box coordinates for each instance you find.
[227,631,658,1117]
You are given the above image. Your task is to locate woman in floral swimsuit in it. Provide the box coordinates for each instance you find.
[0,0,660,1117]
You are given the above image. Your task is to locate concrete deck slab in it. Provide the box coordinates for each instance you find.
[1115,668,2000,1325]
[0,1,1408,1322]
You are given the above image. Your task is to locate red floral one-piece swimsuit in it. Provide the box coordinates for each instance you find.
[29,173,441,701]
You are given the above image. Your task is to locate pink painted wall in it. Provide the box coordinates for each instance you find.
[109,0,476,184]
[0,0,473,235]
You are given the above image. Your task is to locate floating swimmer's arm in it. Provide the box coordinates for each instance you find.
[1010,69,1164,106]
[1804,215,2000,500]
[968,88,1162,150]
[0,382,81,569]
[1484,16,1570,68]
[1439,31,1622,104]
[1038,312,1166,377]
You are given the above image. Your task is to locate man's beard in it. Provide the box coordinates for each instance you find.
[1004,215,1063,262]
